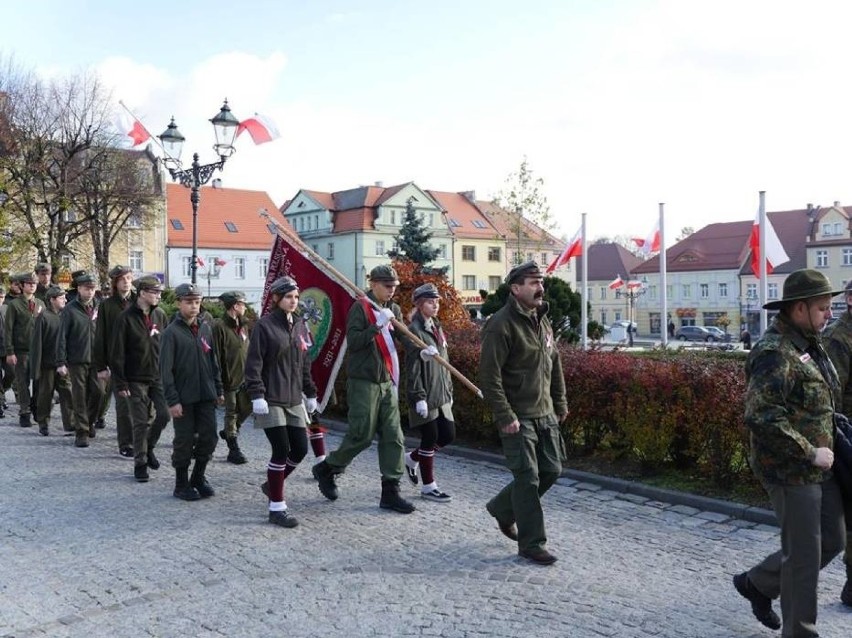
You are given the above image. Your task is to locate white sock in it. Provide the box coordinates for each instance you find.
[405,452,419,468]
[314,455,326,463]
[269,500,287,512]
[421,482,437,493]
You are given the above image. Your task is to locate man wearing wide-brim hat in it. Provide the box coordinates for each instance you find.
[733,269,847,634]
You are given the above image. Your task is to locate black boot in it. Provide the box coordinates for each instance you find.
[19,413,32,428]
[379,479,416,514]
[134,463,149,483]
[225,436,247,465]
[312,460,339,501]
[190,460,215,498]
[88,422,96,438]
[173,466,201,501]
[38,421,49,436]
[147,449,161,470]
[842,563,852,607]
[94,418,106,429]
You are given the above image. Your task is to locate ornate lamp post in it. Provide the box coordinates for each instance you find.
[615,279,647,345]
[158,100,240,285]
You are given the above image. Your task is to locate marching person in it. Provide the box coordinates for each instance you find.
[29,286,73,436]
[733,269,847,635]
[0,285,9,418]
[34,263,52,303]
[110,276,170,483]
[403,283,454,503]
[212,290,251,465]
[57,272,106,448]
[4,272,44,428]
[245,276,318,528]
[479,261,567,566]
[159,283,224,501]
[312,264,416,514]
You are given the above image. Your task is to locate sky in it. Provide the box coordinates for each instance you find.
[3,0,852,245]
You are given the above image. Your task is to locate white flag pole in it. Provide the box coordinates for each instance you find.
[659,202,667,348]
[758,191,768,335]
[581,212,588,350]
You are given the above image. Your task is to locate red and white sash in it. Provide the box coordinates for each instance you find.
[361,298,399,388]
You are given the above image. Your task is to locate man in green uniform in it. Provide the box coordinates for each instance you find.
[212,290,251,464]
[34,263,52,303]
[733,269,847,635]
[4,272,44,428]
[312,264,416,514]
[29,285,73,436]
[818,280,852,608]
[479,261,567,566]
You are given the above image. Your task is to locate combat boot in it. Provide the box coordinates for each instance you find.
[379,479,416,514]
[190,459,215,498]
[312,460,339,500]
[88,422,96,438]
[173,466,201,501]
[147,449,160,470]
[38,421,49,436]
[19,413,32,428]
[225,436,247,465]
[74,431,89,448]
[842,563,852,607]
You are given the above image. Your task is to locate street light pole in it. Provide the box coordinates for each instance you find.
[158,100,240,285]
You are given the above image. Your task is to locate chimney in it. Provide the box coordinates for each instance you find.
[834,200,841,208]
[212,178,222,188]
[461,190,476,203]
[374,180,384,188]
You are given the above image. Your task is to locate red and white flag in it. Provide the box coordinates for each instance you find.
[195,256,205,268]
[608,276,624,290]
[546,226,582,274]
[116,111,151,148]
[632,219,661,256]
[750,212,789,278]
[236,113,281,145]
[626,279,643,290]
[213,257,228,267]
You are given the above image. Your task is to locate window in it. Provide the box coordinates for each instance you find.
[746,283,757,300]
[718,282,728,297]
[327,243,335,260]
[472,220,486,229]
[259,258,269,277]
[170,219,184,230]
[314,215,319,229]
[648,285,657,300]
[700,283,709,299]
[682,284,691,298]
[461,245,475,261]
[844,248,852,266]
[437,244,447,259]
[129,250,143,271]
[462,275,476,290]
[666,284,674,299]
[449,218,462,228]
[541,253,548,265]
[182,256,192,277]
[298,218,304,232]
[835,222,843,235]
[375,240,385,256]
[526,252,533,262]
[208,256,222,278]
[312,244,319,253]
[234,257,245,279]
[768,283,779,299]
[61,254,71,269]
[306,217,312,231]
[488,276,501,290]
[127,212,142,229]
[600,310,607,325]
[224,221,238,233]
[390,210,396,225]
[512,251,521,264]
[488,246,501,262]
[823,223,832,235]
[428,213,434,227]
[614,311,622,322]
[816,249,828,267]
[599,287,606,300]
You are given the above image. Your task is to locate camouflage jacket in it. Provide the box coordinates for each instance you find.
[745,315,838,486]
[822,310,852,414]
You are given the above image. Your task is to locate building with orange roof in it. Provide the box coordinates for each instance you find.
[165,181,281,304]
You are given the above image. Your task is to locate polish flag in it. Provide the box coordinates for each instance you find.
[632,219,661,256]
[608,276,624,290]
[546,226,582,274]
[116,111,151,147]
[195,256,205,268]
[236,113,281,145]
[213,257,228,267]
[626,280,643,290]
[750,212,789,278]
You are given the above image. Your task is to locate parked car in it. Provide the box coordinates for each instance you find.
[702,326,732,342]
[674,326,715,342]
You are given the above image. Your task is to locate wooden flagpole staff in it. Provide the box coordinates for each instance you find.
[260,209,484,399]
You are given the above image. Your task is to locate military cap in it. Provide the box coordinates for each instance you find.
[45,285,65,300]
[69,269,88,288]
[763,269,845,310]
[369,264,400,284]
[74,272,97,287]
[108,264,132,279]
[134,276,163,293]
[269,276,298,296]
[34,263,52,274]
[219,290,247,308]
[174,282,202,299]
[13,272,36,284]
[505,261,544,285]
[412,283,441,302]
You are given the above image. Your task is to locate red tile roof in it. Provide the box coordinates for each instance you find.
[426,190,501,238]
[166,183,280,249]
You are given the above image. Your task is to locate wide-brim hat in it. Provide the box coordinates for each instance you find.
[763,269,845,310]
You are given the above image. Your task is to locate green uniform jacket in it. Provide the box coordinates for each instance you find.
[345,291,404,384]
[93,292,135,372]
[479,295,567,428]
[212,313,248,393]
[823,310,852,414]
[29,308,62,380]
[745,315,838,486]
[109,303,168,393]
[159,314,223,407]
[4,296,45,355]
[57,299,97,366]
[404,312,453,427]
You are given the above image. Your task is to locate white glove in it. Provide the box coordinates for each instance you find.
[415,400,429,418]
[304,397,318,413]
[375,308,395,328]
[811,447,834,470]
[419,345,439,361]
[252,398,269,415]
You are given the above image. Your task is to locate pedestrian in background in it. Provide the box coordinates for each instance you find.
[110,277,170,484]
[403,283,454,503]
[212,290,251,465]
[160,283,224,501]
[312,264,416,514]
[245,276,318,528]
[29,286,73,436]
[733,269,847,635]
[4,272,44,428]
[479,261,567,566]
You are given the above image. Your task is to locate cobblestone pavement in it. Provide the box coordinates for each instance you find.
[0,399,849,638]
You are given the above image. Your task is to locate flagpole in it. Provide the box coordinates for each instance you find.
[659,202,667,348]
[758,191,768,335]
[259,209,484,399]
[581,212,588,350]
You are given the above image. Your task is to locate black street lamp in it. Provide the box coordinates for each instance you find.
[615,279,647,343]
[159,99,240,285]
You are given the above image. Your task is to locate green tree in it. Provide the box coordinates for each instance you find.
[388,197,445,273]
[494,156,554,265]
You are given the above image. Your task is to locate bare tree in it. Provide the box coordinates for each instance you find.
[494,156,554,265]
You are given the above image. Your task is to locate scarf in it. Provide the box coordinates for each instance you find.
[361,297,399,388]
